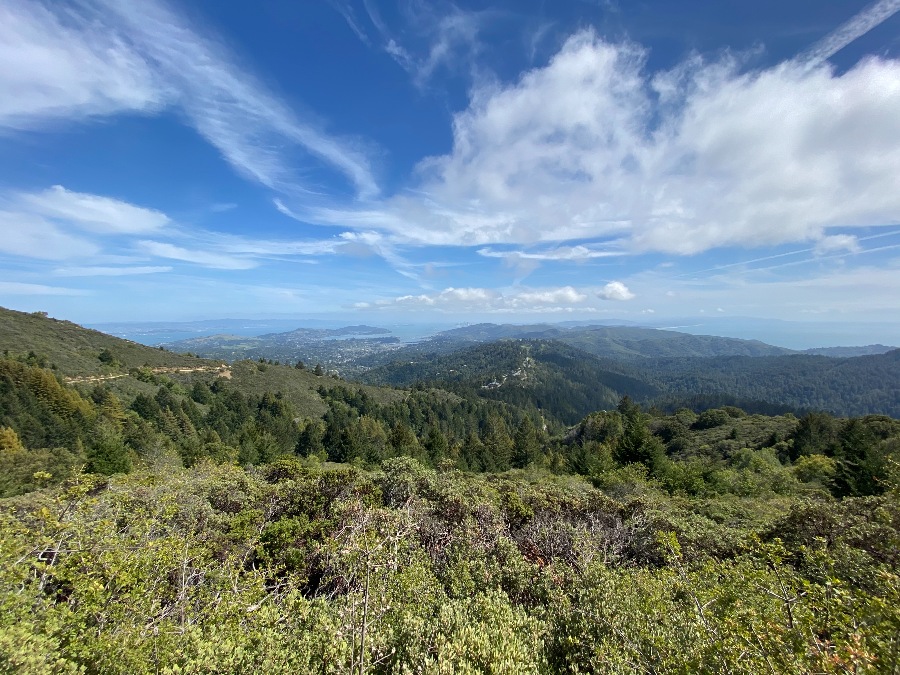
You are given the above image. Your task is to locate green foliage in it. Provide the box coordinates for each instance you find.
[1,462,897,673]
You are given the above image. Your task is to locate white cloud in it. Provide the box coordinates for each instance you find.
[598,281,635,301]
[338,0,485,88]
[0,211,98,260]
[514,286,587,304]
[275,199,421,277]
[477,245,626,261]
[1,0,377,197]
[815,234,861,255]
[311,31,900,255]
[212,232,349,257]
[627,264,900,320]
[409,8,484,87]
[17,185,169,234]
[377,285,592,312]
[0,0,164,128]
[0,281,87,296]
[52,266,172,276]
[137,241,257,270]
[801,0,900,66]
[328,0,371,45]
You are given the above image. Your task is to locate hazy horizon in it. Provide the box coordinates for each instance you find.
[81,313,900,351]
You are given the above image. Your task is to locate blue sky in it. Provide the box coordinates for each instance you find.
[1,0,900,343]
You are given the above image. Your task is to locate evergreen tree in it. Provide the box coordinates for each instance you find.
[512,417,542,468]
[424,426,449,465]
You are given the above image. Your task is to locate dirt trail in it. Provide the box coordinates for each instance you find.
[64,374,128,385]
[65,364,231,385]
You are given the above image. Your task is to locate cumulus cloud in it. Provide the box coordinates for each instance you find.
[310,30,900,255]
[598,281,635,301]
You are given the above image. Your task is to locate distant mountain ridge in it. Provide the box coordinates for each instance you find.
[257,325,390,340]
[357,333,900,420]
[802,345,897,357]
[404,323,796,361]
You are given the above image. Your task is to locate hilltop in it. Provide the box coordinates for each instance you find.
[0,307,210,377]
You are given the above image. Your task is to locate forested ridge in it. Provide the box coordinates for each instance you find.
[357,338,900,419]
[1,308,899,673]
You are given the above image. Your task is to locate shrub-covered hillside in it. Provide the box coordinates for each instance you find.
[1,459,898,673]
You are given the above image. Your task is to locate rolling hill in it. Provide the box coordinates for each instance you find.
[429,323,796,359]
[357,334,900,420]
[359,338,659,424]
[0,307,404,419]
[0,307,209,377]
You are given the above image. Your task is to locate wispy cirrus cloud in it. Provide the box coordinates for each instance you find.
[478,245,627,262]
[475,244,628,281]
[16,185,169,234]
[0,211,99,260]
[134,228,392,271]
[1,0,378,198]
[0,281,88,296]
[327,0,372,45]
[136,241,258,270]
[329,0,487,88]
[52,266,172,277]
[276,198,425,280]
[0,185,172,263]
[800,0,900,66]
[0,0,165,128]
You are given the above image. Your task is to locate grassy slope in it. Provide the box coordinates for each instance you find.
[0,307,207,376]
[181,360,407,419]
[0,307,407,420]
